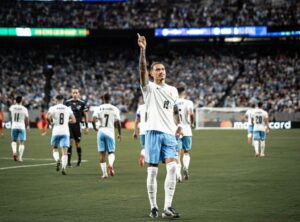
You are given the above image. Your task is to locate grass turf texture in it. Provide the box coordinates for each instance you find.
[0,129,299,222]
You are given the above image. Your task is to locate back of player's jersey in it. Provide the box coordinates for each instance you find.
[177,98,193,136]
[252,108,268,132]
[48,104,73,136]
[9,105,28,130]
[93,104,120,139]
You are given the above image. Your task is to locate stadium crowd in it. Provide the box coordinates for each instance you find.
[0,0,299,29]
[1,47,299,116]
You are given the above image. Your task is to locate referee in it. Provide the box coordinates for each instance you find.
[65,88,89,167]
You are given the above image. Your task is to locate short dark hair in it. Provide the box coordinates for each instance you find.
[150,62,164,71]
[15,96,22,103]
[177,86,185,95]
[56,95,64,101]
[103,93,111,102]
[258,102,263,108]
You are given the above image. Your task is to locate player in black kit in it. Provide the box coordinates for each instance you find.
[65,88,89,167]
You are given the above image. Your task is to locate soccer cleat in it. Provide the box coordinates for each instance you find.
[56,161,60,172]
[183,167,189,180]
[101,175,108,179]
[62,169,67,175]
[177,174,182,183]
[149,207,159,218]
[139,154,145,167]
[13,154,18,162]
[162,207,180,219]
[18,157,23,163]
[108,165,115,176]
[76,160,81,167]
[260,153,265,157]
[255,153,260,157]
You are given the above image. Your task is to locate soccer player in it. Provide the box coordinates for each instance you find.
[138,33,182,219]
[176,86,194,182]
[65,88,89,167]
[133,97,146,167]
[9,96,29,162]
[92,93,121,179]
[242,104,255,145]
[47,95,76,175]
[251,102,270,157]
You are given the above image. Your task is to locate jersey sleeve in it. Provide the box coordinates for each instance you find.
[92,108,99,118]
[68,107,74,116]
[140,81,153,98]
[115,107,121,121]
[47,107,53,116]
[187,100,194,110]
[24,108,29,117]
[82,102,89,112]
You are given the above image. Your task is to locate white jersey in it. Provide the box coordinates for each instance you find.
[136,104,146,135]
[141,81,179,135]
[245,109,254,125]
[252,108,268,132]
[92,103,120,139]
[177,98,194,136]
[9,104,29,130]
[48,104,74,136]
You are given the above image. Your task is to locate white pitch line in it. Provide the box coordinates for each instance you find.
[0,160,88,170]
[0,157,53,161]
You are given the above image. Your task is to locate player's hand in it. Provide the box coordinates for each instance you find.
[266,128,270,134]
[133,132,138,140]
[117,135,121,142]
[84,127,89,134]
[175,127,183,139]
[137,33,146,50]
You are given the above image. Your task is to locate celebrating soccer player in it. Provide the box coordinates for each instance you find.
[138,33,182,219]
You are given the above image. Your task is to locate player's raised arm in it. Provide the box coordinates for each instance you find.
[137,33,148,86]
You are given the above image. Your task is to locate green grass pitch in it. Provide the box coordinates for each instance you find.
[0,129,299,222]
